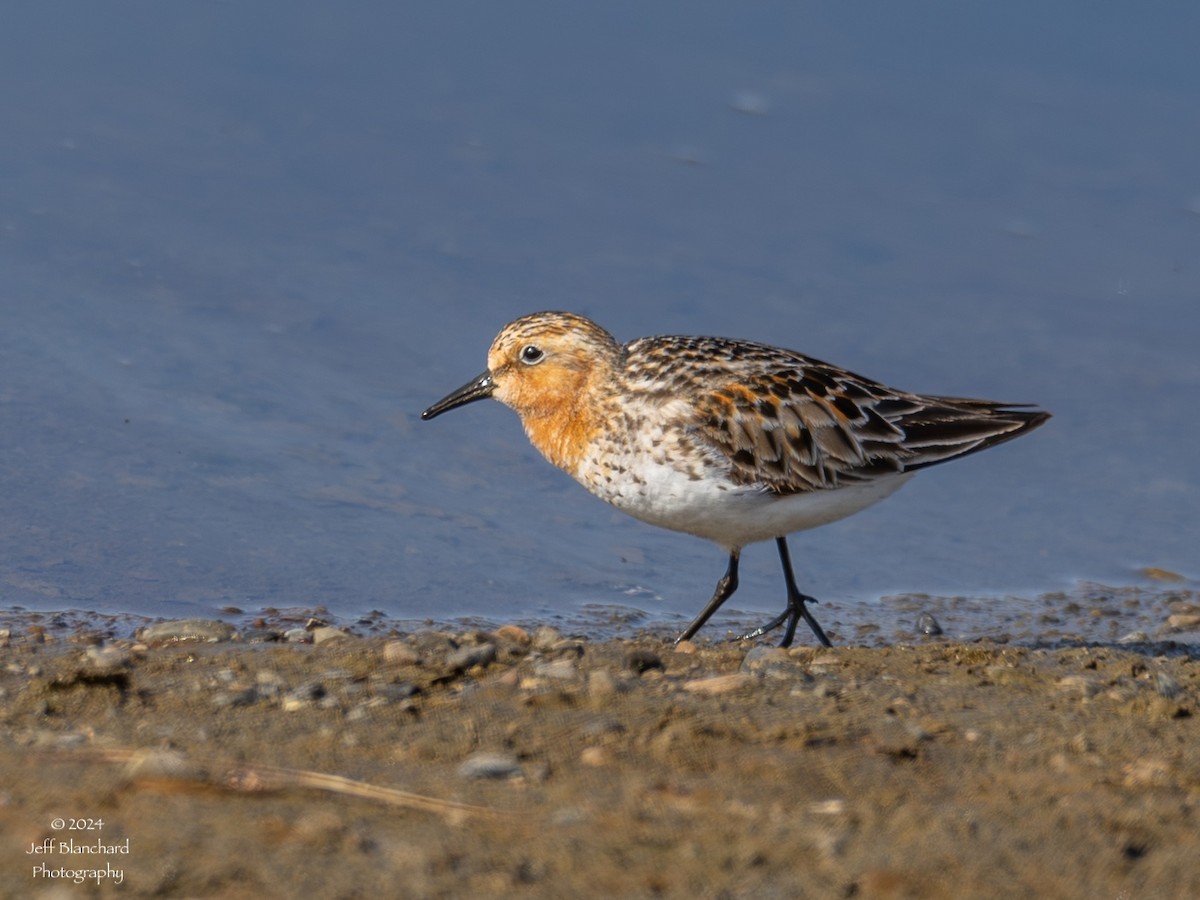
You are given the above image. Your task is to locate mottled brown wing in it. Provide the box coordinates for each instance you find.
[627,336,1049,495]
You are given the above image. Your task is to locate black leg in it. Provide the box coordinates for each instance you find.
[737,538,833,648]
[674,550,740,644]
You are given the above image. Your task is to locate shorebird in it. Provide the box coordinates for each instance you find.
[422,311,1049,647]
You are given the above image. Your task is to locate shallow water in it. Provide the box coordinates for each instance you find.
[2,3,1198,636]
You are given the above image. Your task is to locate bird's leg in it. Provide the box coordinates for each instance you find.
[674,550,740,644]
[737,538,833,648]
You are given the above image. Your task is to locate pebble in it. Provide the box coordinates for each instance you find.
[85,646,130,672]
[1123,758,1173,787]
[382,641,421,665]
[546,638,585,659]
[495,624,531,645]
[808,799,847,815]
[1166,614,1200,632]
[740,646,802,679]
[124,748,195,779]
[531,626,563,651]
[138,619,235,645]
[457,752,523,780]
[242,628,281,643]
[282,682,326,711]
[212,686,260,708]
[533,659,579,681]
[683,673,753,695]
[587,669,618,699]
[412,631,458,656]
[446,643,497,672]
[581,718,626,737]
[254,670,285,699]
[311,626,352,644]
[917,613,944,636]
[580,747,609,767]
[374,681,421,702]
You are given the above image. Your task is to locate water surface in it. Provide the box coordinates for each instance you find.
[2,2,1197,638]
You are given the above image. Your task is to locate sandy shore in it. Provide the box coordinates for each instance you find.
[0,594,1197,899]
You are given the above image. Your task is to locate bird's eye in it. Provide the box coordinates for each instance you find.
[520,345,545,365]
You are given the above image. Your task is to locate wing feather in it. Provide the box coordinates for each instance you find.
[624,336,1049,495]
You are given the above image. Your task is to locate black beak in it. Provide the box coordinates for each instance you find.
[421,371,495,420]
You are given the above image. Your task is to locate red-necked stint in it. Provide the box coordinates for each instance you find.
[422,311,1050,647]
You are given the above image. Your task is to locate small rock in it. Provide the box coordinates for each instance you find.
[457,752,522,780]
[683,673,753,695]
[383,641,421,665]
[70,630,106,647]
[581,718,626,737]
[242,628,281,643]
[808,799,846,815]
[1123,758,1173,787]
[412,631,458,655]
[311,626,352,644]
[495,624,531,645]
[587,669,618,698]
[1167,601,1200,616]
[1166,614,1200,632]
[124,748,196,780]
[546,638,585,659]
[446,642,497,672]
[534,659,579,681]
[44,731,89,748]
[139,619,235,645]
[212,687,259,708]
[916,613,943,636]
[1117,631,1150,644]
[374,681,420,702]
[282,682,326,711]
[740,646,796,677]
[579,747,609,767]
[531,626,563,651]
[672,639,697,654]
[254,670,285,698]
[284,628,311,643]
[85,646,130,673]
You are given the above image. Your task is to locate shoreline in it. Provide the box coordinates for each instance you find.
[1,595,1198,897]
[3,578,1197,652]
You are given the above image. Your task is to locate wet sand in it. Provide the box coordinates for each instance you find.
[1,590,1197,899]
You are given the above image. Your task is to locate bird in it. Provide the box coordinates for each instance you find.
[421,311,1049,647]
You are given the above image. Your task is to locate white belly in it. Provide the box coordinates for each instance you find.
[577,449,914,551]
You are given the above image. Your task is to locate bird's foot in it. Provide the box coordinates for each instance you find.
[736,593,832,648]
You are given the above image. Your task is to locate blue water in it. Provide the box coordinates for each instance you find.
[2,2,1198,634]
